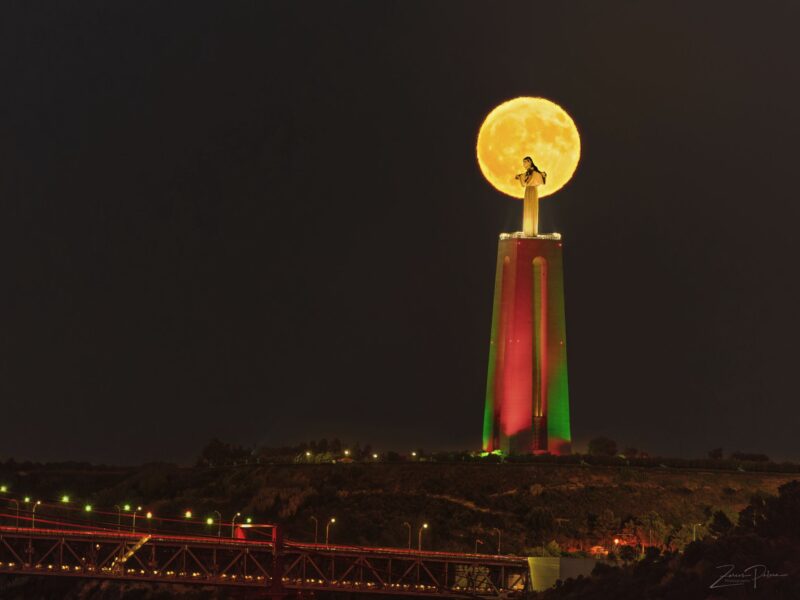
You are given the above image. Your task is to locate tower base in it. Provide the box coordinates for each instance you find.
[483,233,572,455]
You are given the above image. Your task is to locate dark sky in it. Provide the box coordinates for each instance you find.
[1,2,799,465]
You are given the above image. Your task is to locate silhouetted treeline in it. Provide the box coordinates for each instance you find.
[539,481,800,598]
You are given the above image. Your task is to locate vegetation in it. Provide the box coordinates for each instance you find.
[539,481,800,598]
[586,437,617,457]
[0,441,798,598]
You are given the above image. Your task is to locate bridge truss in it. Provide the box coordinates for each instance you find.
[0,527,530,598]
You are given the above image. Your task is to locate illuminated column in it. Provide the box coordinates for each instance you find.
[483,234,571,455]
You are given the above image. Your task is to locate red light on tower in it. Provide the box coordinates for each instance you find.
[483,233,571,454]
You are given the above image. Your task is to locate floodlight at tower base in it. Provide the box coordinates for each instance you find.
[482,231,572,455]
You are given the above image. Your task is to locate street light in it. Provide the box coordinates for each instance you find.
[231,512,242,538]
[692,523,703,542]
[114,505,124,531]
[59,495,70,524]
[418,523,428,551]
[84,504,92,512]
[9,499,19,529]
[184,510,193,519]
[0,485,7,493]
[131,506,142,533]
[325,517,336,545]
[343,449,350,456]
[212,510,222,537]
[310,516,319,543]
[402,522,412,549]
[31,500,42,529]
[146,512,153,533]
[474,539,484,554]
[493,528,502,554]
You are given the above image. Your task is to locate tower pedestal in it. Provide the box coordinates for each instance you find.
[483,233,572,455]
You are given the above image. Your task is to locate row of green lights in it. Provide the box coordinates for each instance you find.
[1,488,73,505]
[200,515,253,525]
[2,489,254,524]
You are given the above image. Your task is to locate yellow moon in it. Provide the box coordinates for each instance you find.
[476,97,580,199]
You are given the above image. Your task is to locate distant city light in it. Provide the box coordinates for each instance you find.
[185,510,193,519]
[246,517,252,524]
[84,504,92,512]
[411,452,417,457]
[61,495,70,503]
[305,451,312,457]
[206,517,214,525]
[124,504,131,512]
[24,497,31,503]
[146,512,153,519]
[344,449,350,456]
[0,485,7,493]
[372,453,379,459]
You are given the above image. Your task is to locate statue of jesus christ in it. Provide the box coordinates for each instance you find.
[513,156,547,237]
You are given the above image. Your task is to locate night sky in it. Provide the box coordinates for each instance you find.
[1,2,799,464]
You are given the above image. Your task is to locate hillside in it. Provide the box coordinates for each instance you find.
[2,461,795,554]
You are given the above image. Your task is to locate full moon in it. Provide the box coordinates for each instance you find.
[476,97,580,199]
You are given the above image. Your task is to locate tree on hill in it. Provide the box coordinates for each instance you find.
[197,438,252,467]
[542,480,800,598]
[622,447,639,458]
[593,509,618,546]
[708,510,734,537]
[755,480,800,540]
[587,437,617,457]
[618,544,638,562]
[525,507,555,538]
[731,451,770,462]
[639,511,669,548]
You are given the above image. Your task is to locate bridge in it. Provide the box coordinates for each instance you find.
[0,521,530,598]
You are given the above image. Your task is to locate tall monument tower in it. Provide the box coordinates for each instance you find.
[476,97,579,455]
[482,232,571,454]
